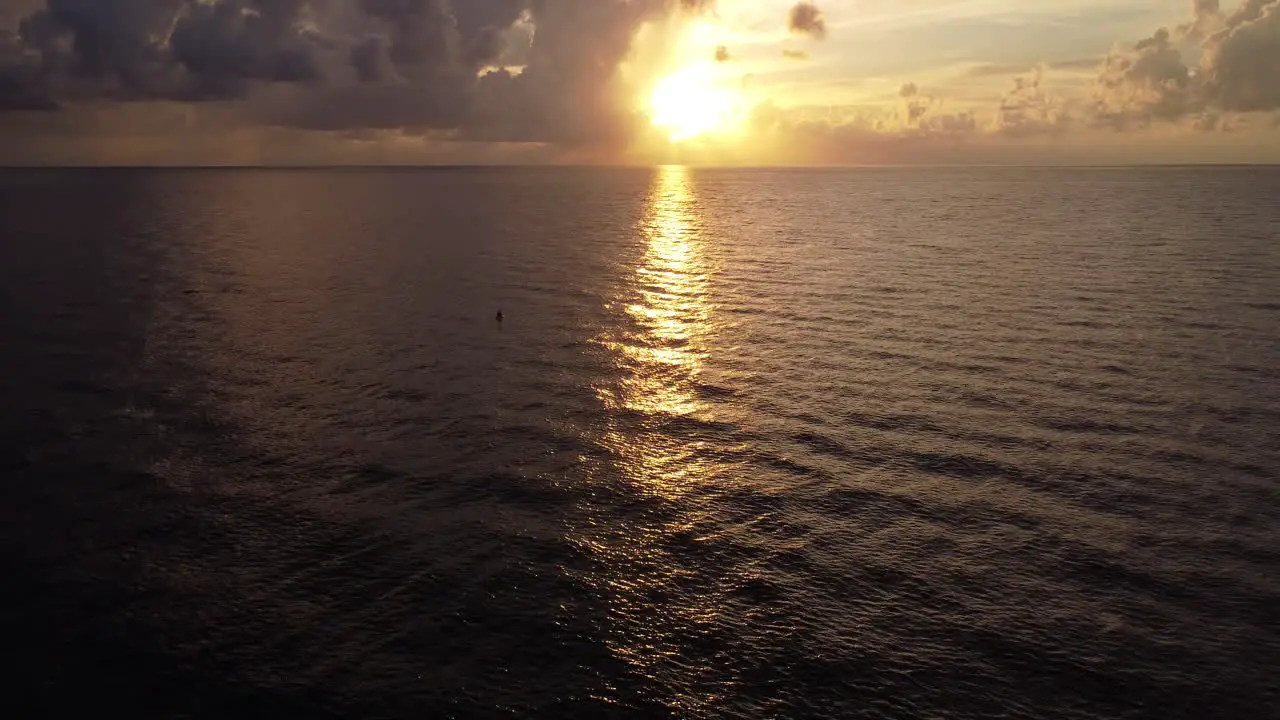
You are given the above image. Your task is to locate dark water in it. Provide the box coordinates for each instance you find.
[1,166,1277,719]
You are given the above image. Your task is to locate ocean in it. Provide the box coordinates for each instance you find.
[1,166,1277,718]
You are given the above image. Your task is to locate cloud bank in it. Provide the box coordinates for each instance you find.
[0,0,716,144]
[780,0,1280,150]
[1097,0,1280,126]
[0,0,1278,164]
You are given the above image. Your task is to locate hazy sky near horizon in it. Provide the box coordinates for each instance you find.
[1,0,1278,165]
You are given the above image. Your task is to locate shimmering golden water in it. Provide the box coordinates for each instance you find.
[1,167,1277,719]
[598,165,718,491]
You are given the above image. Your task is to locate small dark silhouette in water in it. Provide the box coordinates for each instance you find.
[495,309,504,322]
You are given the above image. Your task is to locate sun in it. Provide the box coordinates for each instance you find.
[648,64,745,143]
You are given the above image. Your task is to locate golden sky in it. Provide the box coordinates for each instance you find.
[1,0,1278,165]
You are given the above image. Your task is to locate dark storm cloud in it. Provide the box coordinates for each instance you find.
[0,0,718,149]
[336,0,536,134]
[467,0,650,143]
[788,2,826,41]
[18,0,188,97]
[351,35,394,82]
[0,0,327,101]
[270,0,715,140]
[461,0,716,144]
[0,71,57,110]
[259,80,470,130]
[0,1,46,29]
[448,0,528,66]
[170,0,325,98]
[284,0,712,141]
[359,0,462,71]
[0,31,56,109]
[0,0,516,106]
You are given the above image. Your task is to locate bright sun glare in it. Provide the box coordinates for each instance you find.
[649,66,744,143]
[635,17,748,144]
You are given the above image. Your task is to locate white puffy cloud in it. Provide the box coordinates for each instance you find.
[1094,0,1280,127]
[1095,27,1194,127]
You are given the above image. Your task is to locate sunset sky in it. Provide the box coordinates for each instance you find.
[1,0,1278,165]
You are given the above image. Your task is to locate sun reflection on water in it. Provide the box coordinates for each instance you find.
[596,164,718,498]
[577,166,734,713]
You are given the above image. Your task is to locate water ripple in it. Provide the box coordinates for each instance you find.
[0,167,1277,718]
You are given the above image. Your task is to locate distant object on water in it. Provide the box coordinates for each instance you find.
[496,310,504,322]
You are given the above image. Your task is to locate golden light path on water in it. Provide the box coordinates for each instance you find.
[602,164,712,427]
[578,165,737,714]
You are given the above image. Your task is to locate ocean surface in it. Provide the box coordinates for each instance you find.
[0,166,1277,719]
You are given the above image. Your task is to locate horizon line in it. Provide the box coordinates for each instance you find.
[2,162,1279,171]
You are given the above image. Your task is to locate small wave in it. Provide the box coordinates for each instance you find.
[820,486,935,520]
[1227,364,1279,379]
[380,387,430,404]
[1033,415,1141,435]
[1058,319,1114,329]
[957,390,1019,410]
[791,431,853,458]
[840,410,944,435]
[910,451,1013,480]
[727,574,787,603]
[657,414,740,437]
[693,382,737,400]
[755,451,830,479]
